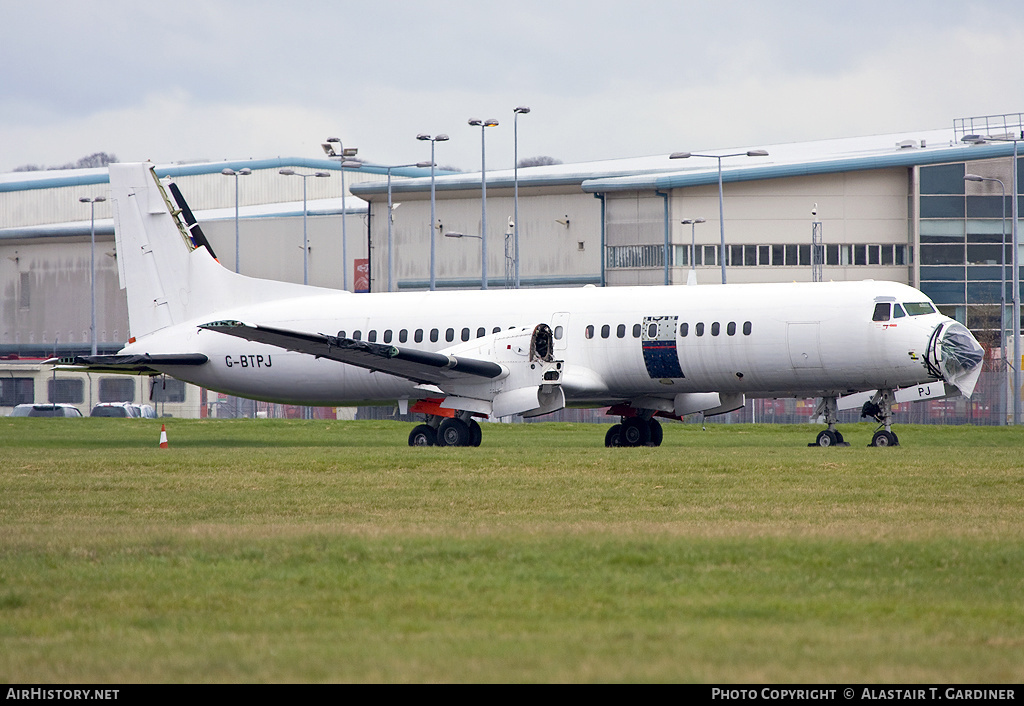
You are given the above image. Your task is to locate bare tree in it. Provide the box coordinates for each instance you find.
[517,156,562,168]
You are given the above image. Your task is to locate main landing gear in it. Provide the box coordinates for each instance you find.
[605,416,663,447]
[408,413,482,447]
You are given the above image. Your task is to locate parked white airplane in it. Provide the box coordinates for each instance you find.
[64,163,985,447]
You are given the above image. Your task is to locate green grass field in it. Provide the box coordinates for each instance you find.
[2,418,1023,683]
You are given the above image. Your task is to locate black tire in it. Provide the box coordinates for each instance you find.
[870,430,897,447]
[468,419,482,447]
[605,424,624,447]
[408,424,436,447]
[647,418,664,447]
[620,417,651,447]
[437,418,471,447]
[816,430,837,447]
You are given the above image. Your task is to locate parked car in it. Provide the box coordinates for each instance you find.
[132,404,158,418]
[9,403,83,417]
[90,402,139,418]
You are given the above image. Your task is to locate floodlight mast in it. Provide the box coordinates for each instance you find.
[417,133,449,290]
[323,138,360,291]
[669,149,769,284]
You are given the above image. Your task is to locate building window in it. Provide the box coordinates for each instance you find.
[99,378,135,403]
[151,377,186,403]
[48,378,84,404]
[0,378,34,406]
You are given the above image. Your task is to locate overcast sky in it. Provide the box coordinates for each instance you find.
[2,0,1023,173]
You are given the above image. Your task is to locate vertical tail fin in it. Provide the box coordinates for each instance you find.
[110,163,212,339]
[110,162,338,342]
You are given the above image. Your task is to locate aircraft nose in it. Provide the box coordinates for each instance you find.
[928,321,984,397]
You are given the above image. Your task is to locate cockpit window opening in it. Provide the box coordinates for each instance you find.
[904,302,936,316]
[893,304,906,318]
[872,303,891,322]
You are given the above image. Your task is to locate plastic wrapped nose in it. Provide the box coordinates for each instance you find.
[938,323,984,397]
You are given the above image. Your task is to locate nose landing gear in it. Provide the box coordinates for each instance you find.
[861,389,899,447]
[809,396,851,447]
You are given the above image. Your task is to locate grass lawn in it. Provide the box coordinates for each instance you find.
[1,418,1022,683]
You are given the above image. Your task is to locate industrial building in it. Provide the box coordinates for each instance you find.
[2,114,1021,422]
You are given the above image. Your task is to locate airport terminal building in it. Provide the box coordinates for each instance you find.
[2,114,1021,422]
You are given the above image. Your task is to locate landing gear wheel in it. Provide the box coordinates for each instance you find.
[620,417,651,447]
[647,418,664,447]
[605,424,624,447]
[815,430,838,447]
[468,419,482,447]
[408,424,437,447]
[437,418,472,447]
[870,430,899,447]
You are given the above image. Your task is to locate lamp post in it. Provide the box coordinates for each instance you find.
[469,118,499,289]
[279,169,330,286]
[79,195,106,356]
[965,173,1008,424]
[221,168,251,274]
[964,133,1022,424]
[444,231,483,287]
[669,149,769,284]
[513,106,530,288]
[381,161,434,292]
[323,138,359,291]
[416,133,449,291]
[680,218,705,286]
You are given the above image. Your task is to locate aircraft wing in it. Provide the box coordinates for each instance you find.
[199,320,505,385]
[54,353,210,376]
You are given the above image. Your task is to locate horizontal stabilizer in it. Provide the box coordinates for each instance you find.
[199,320,505,385]
[55,353,209,376]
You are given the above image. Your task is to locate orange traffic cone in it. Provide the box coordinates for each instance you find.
[159,424,169,449]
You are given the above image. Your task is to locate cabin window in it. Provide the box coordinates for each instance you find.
[554,326,563,340]
[633,324,641,338]
[337,330,346,339]
[461,328,470,342]
[872,303,891,322]
[711,322,720,336]
[477,327,486,338]
[680,323,688,337]
[493,326,501,334]
[383,330,393,343]
[415,329,423,343]
[648,323,657,338]
[743,321,752,335]
[727,322,736,336]
[695,323,705,337]
[430,328,439,343]
[399,329,408,343]
[446,328,455,342]
[601,324,610,339]
[893,304,906,319]
[368,330,377,342]
[353,330,362,340]
[616,324,626,338]
[585,325,594,339]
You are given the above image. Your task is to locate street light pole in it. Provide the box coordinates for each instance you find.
[469,118,499,290]
[221,168,251,274]
[417,134,449,291]
[966,173,1008,424]
[681,218,705,286]
[513,106,530,289]
[323,138,359,291]
[279,169,331,286]
[964,132,1022,424]
[669,149,769,284]
[79,195,106,356]
[382,161,434,292]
